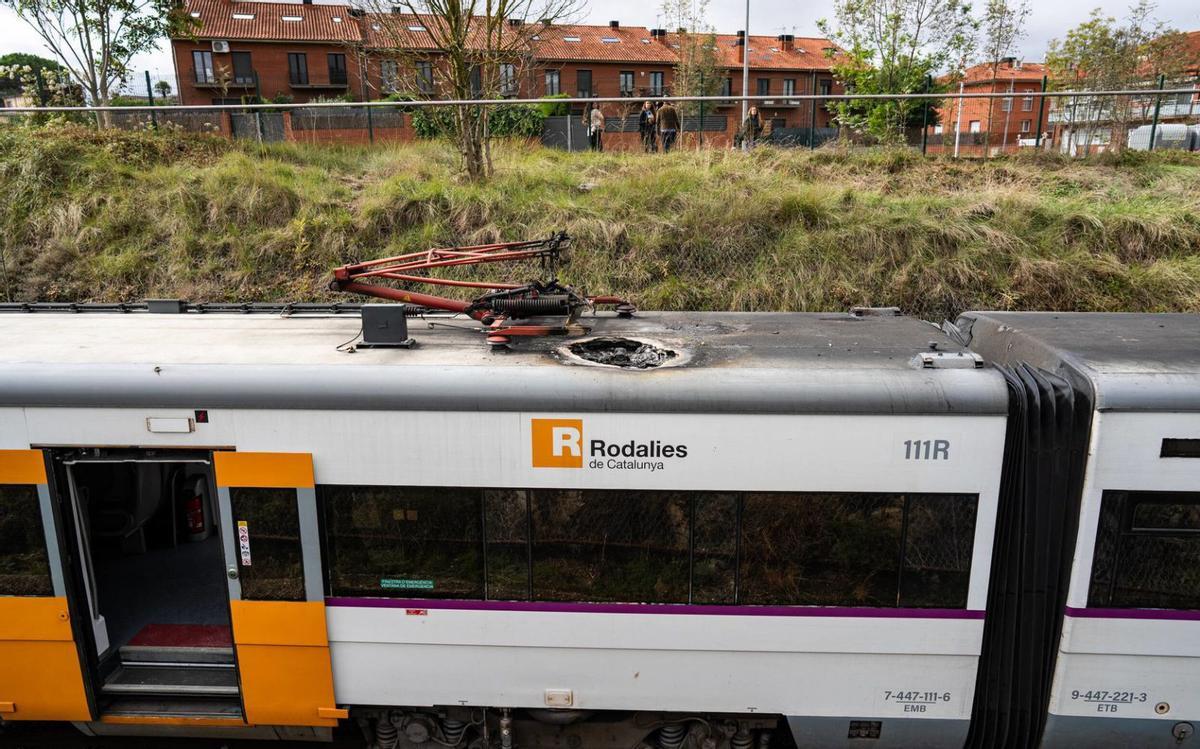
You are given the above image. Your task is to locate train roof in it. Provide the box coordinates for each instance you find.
[956,311,1200,412]
[0,309,1008,415]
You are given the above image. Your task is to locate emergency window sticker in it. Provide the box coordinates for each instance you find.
[381,579,434,590]
[238,520,252,566]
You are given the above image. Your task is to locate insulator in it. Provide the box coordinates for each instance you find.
[375,719,400,749]
[658,723,687,749]
[442,718,468,746]
[730,730,754,749]
[489,296,573,317]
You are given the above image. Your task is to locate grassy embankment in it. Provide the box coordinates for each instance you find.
[1,124,1197,321]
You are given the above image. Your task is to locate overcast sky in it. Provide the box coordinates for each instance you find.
[2,0,1197,89]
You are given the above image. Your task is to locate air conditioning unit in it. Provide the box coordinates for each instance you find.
[211,40,230,53]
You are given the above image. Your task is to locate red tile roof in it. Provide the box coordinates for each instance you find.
[703,34,841,71]
[959,60,1049,86]
[530,24,677,64]
[360,12,517,51]
[184,0,361,42]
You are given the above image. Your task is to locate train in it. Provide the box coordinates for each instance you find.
[0,305,1195,748]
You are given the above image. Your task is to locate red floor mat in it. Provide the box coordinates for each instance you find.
[127,623,233,648]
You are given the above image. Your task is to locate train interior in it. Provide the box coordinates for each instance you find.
[62,454,242,719]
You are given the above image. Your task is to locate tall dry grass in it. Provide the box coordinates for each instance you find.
[0,123,1197,320]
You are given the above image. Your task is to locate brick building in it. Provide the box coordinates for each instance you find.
[171,0,842,130]
[929,58,1051,155]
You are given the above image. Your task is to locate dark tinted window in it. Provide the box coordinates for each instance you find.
[0,485,53,596]
[230,487,305,601]
[1090,491,1200,610]
[231,52,253,84]
[530,490,689,603]
[327,53,347,85]
[576,70,592,97]
[739,493,903,606]
[288,53,308,85]
[900,494,977,607]
[323,485,483,599]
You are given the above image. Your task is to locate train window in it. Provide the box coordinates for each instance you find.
[322,485,483,599]
[0,485,53,596]
[1161,439,1200,458]
[530,490,690,604]
[691,493,738,604]
[484,489,531,601]
[229,487,306,601]
[738,493,903,607]
[900,494,978,607]
[1090,491,1200,609]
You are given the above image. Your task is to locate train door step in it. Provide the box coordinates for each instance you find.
[101,695,245,721]
[101,662,239,697]
[119,644,235,666]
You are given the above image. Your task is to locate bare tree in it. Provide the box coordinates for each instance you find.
[361,0,583,181]
[979,0,1030,154]
[1,0,188,106]
[661,0,721,120]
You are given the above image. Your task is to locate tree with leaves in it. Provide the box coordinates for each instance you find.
[819,0,976,143]
[361,0,582,181]
[979,0,1030,152]
[2,0,190,106]
[1046,1,1199,154]
[661,0,722,121]
[153,79,170,99]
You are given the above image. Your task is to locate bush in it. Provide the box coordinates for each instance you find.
[411,104,545,139]
[538,94,570,118]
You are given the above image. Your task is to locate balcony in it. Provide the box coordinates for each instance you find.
[193,71,257,89]
[289,79,349,90]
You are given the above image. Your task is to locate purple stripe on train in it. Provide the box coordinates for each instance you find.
[1065,606,1200,621]
[325,597,986,619]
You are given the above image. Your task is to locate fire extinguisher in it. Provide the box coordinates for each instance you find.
[183,476,210,542]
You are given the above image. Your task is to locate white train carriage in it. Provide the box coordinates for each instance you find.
[959,312,1200,749]
[0,307,1014,748]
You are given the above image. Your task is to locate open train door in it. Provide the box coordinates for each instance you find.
[212,452,346,728]
[0,449,92,722]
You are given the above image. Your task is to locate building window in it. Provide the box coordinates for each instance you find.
[469,65,482,96]
[193,50,215,84]
[818,78,831,97]
[321,485,979,608]
[619,70,634,96]
[416,61,434,95]
[649,71,663,96]
[783,78,795,97]
[381,60,399,93]
[544,69,560,96]
[1022,95,1034,111]
[0,485,53,596]
[1090,491,1200,610]
[969,120,981,133]
[499,63,517,96]
[756,78,770,96]
[328,53,347,85]
[1001,96,1012,112]
[231,52,253,85]
[288,52,309,85]
[576,69,592,98]
[721,77,732,97]
[1020,119,1031,133]
[933,124,943,134]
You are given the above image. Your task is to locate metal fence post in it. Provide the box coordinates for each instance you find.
[698,72,704,149]
[920,75,931,156]
[366,105,375,144]
[1035,75,1048,149]
[1148,73,1166,152]
[145,71,158,130]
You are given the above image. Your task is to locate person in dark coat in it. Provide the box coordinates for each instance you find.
[740,106,764,149]
[638,100,657,152]
[657,101,680,153]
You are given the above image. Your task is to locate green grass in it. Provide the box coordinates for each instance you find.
[0,123,1198,321]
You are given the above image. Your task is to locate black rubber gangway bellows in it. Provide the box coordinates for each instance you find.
[967,363,1091,748]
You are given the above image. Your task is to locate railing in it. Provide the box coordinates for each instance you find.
[8,87,1199,156]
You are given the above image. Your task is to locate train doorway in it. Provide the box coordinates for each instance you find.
[52,449,243,722]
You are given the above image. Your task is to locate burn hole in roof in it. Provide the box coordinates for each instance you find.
[566,337,677,370]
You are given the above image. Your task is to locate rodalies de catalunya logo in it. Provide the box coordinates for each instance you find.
[531,418,688,472]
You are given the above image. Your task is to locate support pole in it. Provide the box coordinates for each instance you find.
[698,71,704,148]
[740,0,750,152]
[808,70,817,149]
[1035,75,1048,149]
[366,104,375,144]
[145,71,158,130]
[953,80,964,158]
[1148,73,1166,152]
[920,75,931,156]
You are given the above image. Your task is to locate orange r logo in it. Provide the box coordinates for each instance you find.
[531,419,584,468]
